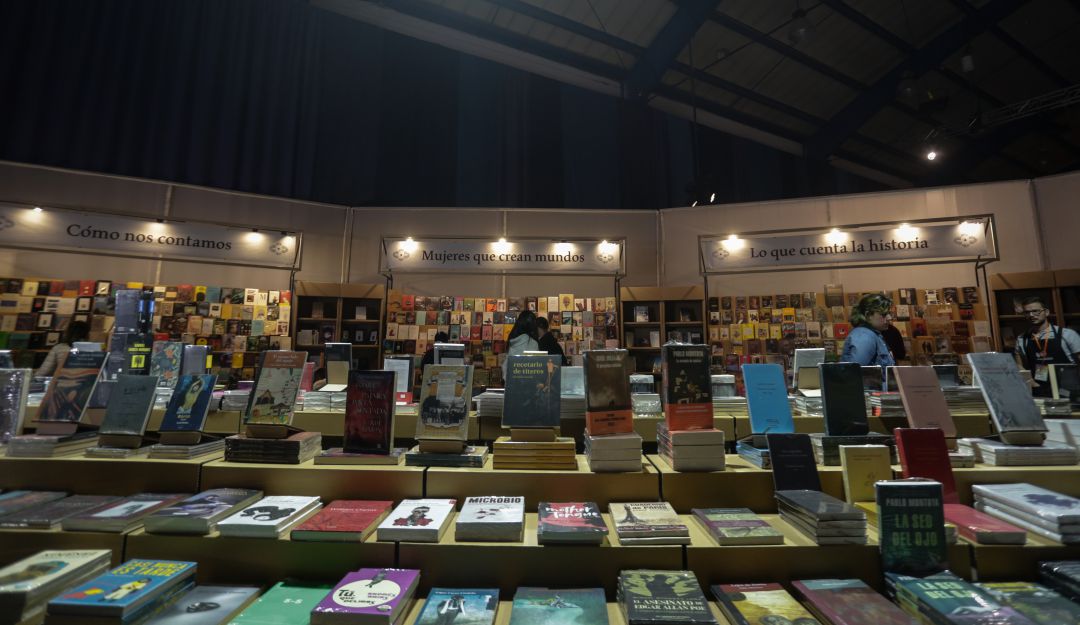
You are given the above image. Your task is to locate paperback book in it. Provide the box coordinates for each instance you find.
[244,351,307,424]
[967,352,1047,437]
[976,581,1080,625]
[415,588,499,625]
[792,579,918,625]
[713,583,821,625]
[37,352,107,423]
[143,488,264,535]
[766,433,821,492]
[819,362,869,436]
[456,495,525,542]
[47,559,197,618]
[661,344,712,430]
[290,500,394,542]
[415,365,473,441]
[742,363,794,435]
[503,355,561,428]
[0,495,117,530]
[228,581,333,625]
[583,349,632,435]
[217,495,321,538]
[99,374,159,437]
[536,502,607,544]
[343,370,396,454]
[508,587,608,625]
[311,568,419,625]
[839,445,892,503]
[619,569,716,624]
[0,368,31,444]
[61,493,189,533]
[377,498,456,542]
[893,366,957,437]
[610,501,689,544]
[0,549,111,621]
[149,341,183,389]
[142,585,261,625]
[0,491,67,518]
[875,480,947,575]
[159,374,217,432]
[690,508,784,545]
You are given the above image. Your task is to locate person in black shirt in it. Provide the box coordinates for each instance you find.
[535,317,567,365]
[421,331,449,368]
[880,313,906,362]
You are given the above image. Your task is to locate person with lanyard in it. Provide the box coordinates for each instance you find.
[1015,296,1080,397]
[840,293,896,367]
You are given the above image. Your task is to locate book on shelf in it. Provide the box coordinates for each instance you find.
[894,428,958,501]
[311,568,419,625]
[0,549,111,623]
[377,498,456,542]
[228,581,333,625]
[149,341,183,389]
[243,351,307,425]
[342,370,395,455]
[875,480,947,576]
[890,571,1035,625]
[690,508,784,545]
[502,355,561,429]
[583,349,632,435]
[945,500,1027,545]
[143,488,264,535]
[792,578,919,625]
[217,495,322,538]
[967,352,1047,439]
[142,585,261,625]
[713,583,821,625]
[0,495,117,530]
[98,374,159,437]
[290,500,394,542]
[61,493,189,533]
[0,368,31,443]
[839,444,892,503]
[508,587,608,625]
[618,569,717,625]
[455,495,525,542]
[742,363,794,436]
[536,502,607,544]
[972,482,1080,526]
[893,366,957,437]
[661,343,712,430]
[0,491,68,518]
[47,559,197,620]
[159,374,217,433]
[415,365,473,441]
[37,351,107,424]
[415,588,499,625]
[610,501,689,544]
[819,362,869,436]
[792,348,825,389]
[976,581,1080,625]
[766,433,821,492]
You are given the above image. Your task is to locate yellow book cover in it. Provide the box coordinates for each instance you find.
[769,324,782,339]
[254,306,267,321]
[194,285,207,301]
[782,307,796,323]
[126,281,144,289]
[503,324,513,341]
[606,297,617,311]
[741,323,756,340]
[839,444,892,503]
[538,297,548,313]
[559,294,574,312]
[231,352,244,368]
[730,325,742,341]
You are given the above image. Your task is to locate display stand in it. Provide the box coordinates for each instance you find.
[157,429,219,446]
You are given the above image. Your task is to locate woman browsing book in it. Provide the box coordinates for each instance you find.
[501,310,539,377]
[840,294,896,367]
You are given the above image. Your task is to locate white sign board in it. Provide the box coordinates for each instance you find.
[382,237,624,275]
[700,218,993,273]
[0,203,299,269]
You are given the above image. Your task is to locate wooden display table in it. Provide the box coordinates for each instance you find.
[291,410,479,440]
[965,532,1080,581]
[125,527,395,585]
[426,456,660,510]
[0,528,127,568]
[0,454,216,495]
[397,513,682,598]
[200,458,425,502]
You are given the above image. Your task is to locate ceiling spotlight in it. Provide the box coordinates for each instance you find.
[925,148,938,161]
[691,200,698,207]
[788,2,813,46]
[32,206,42,213]
[709,192,716,203]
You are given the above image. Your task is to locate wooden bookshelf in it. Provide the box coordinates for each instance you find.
[620,286,705,373]
[293,281,385,370]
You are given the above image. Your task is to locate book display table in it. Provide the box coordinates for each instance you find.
[952,464,1080,505]
[200,458,425,502]
[731,414,994,440]
[292,410,480,440]
[0,454,214,494]
[965,533,1080,581]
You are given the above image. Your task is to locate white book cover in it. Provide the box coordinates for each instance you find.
[972,483,1080,525]
[967,352,1046,433]
[457,496,524,526]
[0,549,110,597]
[378,499,455,535]
[219,496,320,530]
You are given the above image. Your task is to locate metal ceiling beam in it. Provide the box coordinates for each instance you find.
[806,0,1025,160]
[486,0,644,56]
[920,116,1043,185]
[622,0,718,99]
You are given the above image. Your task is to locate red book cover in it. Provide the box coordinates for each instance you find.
[661,344,712,430]
[48,280,65,296]
[895,427,958,503]
[291,500,393,540]
[943,503,1026,544]
[833,323,851,339]
[470,326,482,341]
[176,284,194,303]
[78,280,95,296]
[793,579,919,625]
[400,295,415,311]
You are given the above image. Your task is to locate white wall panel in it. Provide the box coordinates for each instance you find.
[1033,170,1080,270]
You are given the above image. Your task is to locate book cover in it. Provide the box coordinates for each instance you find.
[244,351,307,424]
[49,559,196,617]
[0,491,68,517]
[894,574,1035,625]
[415,588,499,625]
[143,585,260,625]
[690,508,784,545]
[65,493,187,528]
[344,370,395,455]
[0,495,117,529]
[583,349,632,435]
[713,583,821,625]
[967,352,1046,433]
[776,490,864,520]
[160,373,217,433]
[228,581,333,625]
[742,363,795,435]
[457,496,525,527]
[149,342,183,389]
[820,362,869,436]
[793,579,918,625]
[0,549,111,598]
[536,502,607,539]
[610,502,687,537]
[620,570,715,624]
[99,374,158,436]
[219,496,320,530]
[894,428,958,503]
[503,355,561,428]
[415,365,473,441]
[508,587,607,625]
[977,582,1080,625]
[945,502,1026,544]
[291,500,393,541]
[37,351,106,423]
[875,480,947,575]
[839,445,892,503]
[972,483,1080,525]
[0,368,31,443]
[766,433,821,492]
[312,568,419,620]
[147,489,263,525]
[379,498,455,530]
[661,344,712,430]
[893,366,957,437]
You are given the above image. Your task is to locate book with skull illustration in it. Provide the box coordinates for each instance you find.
[216,495,322,538]
[376,498,456,543]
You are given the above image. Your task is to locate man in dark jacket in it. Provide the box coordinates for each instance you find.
[535,317,567,365]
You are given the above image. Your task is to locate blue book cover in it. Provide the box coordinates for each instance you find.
[743,364,794,436]
[416,588,499,625]
[205,286,222,304]
[48,559,196,617]
[160,374,217,432]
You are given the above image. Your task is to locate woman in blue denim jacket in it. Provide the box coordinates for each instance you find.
[840,293,896,366]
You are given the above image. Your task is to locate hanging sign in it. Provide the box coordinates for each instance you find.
[700,216,995,274]
[382,237,624,275]
[0,203,300,269]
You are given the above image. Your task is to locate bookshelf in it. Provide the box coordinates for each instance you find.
[989,270,1080,352]
[293,281,384,370]
[619,286,705,373]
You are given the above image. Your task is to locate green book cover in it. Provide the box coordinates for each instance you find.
[508,587,608,625]
[894,573,1035,625]
[977,582,1080,625]
[875,480,946,576]
[228,581,331,625]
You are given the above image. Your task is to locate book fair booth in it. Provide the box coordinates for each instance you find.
[2,159,1080,623]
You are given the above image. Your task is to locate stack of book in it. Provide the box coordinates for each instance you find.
[957,438,1079,466]
[656,422,724,471]
[610,501,690,545]
[139,586,260,624]
[223,431,322,464]
[977,581,1080,622]
[217,496,321,538]
[794,390,823,417]
[691,508,783,545]
[45,559,198,625]
[869,392,906,417]
[299,391,345,412]
[735,440,770,468]
[940,385,988,416]
[1040,560,1080,600]
[1035,397,1073,416]
[560,394,586,420]
[1046,418,1080,446]
[973,483,1080,543]
[5,432,99,457]
[220,389,250,412]
[413,588,498,625]
[560,366,586,420]
[889,571,1033,624]
[474,390,504,420]
[311,568,419,625]
[711,374,737,398]
[455,495,525,542]
[617,570,717,625]
[536,501,608,544]
[0,491,67,518]
[62,493,189,533]
[147,438,226,459]
[776,490,867,545]
[492,436,576,470]
[712,396,748,417]
[143,488,263,535]
[290,500,392,542]
[0,495,117,530]
[714,583,821,624]
[631,393,662,418]
[809,432,895,466]
[792,578,923,625]
[405,444,488,468]
[0,549,112,624]
[584,433,642,472]
[948,450,976,468]
[377,498,456,542]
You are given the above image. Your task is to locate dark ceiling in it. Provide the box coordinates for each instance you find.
[319,0,1080,189]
